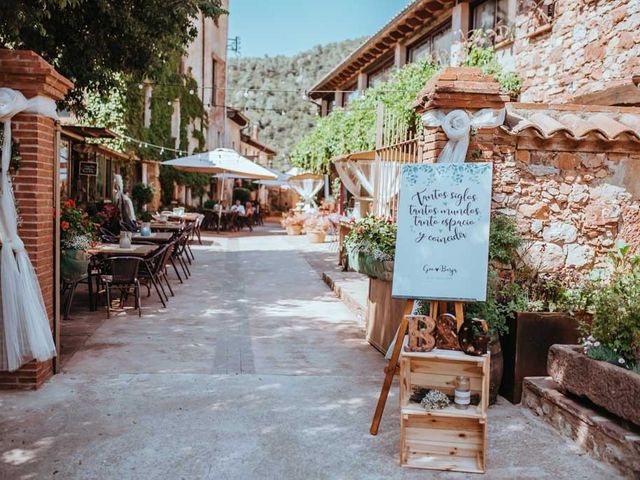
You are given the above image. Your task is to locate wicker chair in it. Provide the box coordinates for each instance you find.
[100,256,143,318]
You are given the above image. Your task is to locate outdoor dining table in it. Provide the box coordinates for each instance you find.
[132,232,174,244]
[88,243,159,258]
[150,221,183,232]
[85,243,160,311]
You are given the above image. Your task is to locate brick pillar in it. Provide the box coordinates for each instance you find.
[0,49,73,389]
[412,67,510,164]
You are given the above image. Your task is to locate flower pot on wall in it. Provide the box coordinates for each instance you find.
[61,249,89,284]
[500,312,580,403]
[548,345,640,426]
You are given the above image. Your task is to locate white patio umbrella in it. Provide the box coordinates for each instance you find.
[163,148,277,228]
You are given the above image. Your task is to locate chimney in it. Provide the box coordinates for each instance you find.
[251,125,259,141]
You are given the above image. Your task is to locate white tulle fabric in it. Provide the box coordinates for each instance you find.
[290,178,324,210]
[0,88,58,371]
[421,108,506,164]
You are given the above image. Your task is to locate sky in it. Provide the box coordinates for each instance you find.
[228,0,410,58]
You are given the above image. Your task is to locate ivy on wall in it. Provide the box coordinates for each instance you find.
[290,45,521,174]
[82,53,211,204]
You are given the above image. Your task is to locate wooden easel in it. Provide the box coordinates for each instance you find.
[369,299,465,435]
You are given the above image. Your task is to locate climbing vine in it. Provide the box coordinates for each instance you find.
[82,52,211,203]
[290,44,521,174]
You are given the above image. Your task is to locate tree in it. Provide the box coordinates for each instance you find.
[0,0,227,108]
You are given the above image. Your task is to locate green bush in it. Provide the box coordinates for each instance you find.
[131,182,155,210]
[232,187,251,204]
[576,242,640,370]
[203,199,218,209]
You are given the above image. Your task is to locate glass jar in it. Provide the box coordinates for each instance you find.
[454,375,471,410]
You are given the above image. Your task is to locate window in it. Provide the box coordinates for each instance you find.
[367,60,394,88]
[472,0,511,42]
[408,26,452,65]
[59,139,70,200]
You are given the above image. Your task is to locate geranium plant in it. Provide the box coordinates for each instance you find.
[60,199,97,251]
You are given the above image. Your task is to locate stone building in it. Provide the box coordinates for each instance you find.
[309,0,640,113]
[414,67,640,272]
[240,126,277,167]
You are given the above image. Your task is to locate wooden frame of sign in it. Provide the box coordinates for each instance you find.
[370,162,493,435]
[369,299,464,435]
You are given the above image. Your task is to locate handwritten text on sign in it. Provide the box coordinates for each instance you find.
[392,163,493,301]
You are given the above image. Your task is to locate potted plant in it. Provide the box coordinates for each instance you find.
[60,199,97,284]
[343,215,396,281]
[304,215,330,243]
[282,213,305,235]
[548,242,640,426]
[131,182,155,212]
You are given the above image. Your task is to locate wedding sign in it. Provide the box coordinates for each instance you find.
[392,163,493,301]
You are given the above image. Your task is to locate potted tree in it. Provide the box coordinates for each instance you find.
[60,199,97,284]
[131,182,155,213]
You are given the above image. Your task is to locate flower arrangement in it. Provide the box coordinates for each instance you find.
[344,214,397,262]
[60,199,97,251]
[303,215,331,233]
[282,213,306,228]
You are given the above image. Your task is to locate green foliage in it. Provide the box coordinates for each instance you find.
[227,38,364,169]
[488,215,523,265]
[138,211,153,222]
[203,199,218,210]
[331,177,341,200]
[131,182,155,210]
[232,188,251,204]
[344,215,397,262]
[159,166,209,206]
[291,60,438,173]
[576,242,640,368]
[463,35,521,97]
[0,1,227,109]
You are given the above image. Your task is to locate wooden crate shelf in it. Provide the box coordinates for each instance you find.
[399,348,490,474]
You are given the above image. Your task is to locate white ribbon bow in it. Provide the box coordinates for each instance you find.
[0,88,58,371]
[421,108,505,164]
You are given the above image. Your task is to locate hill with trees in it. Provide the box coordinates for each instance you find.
[227,37,364,169]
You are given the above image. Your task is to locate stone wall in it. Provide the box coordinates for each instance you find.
[472,127,640,273]
[515,0,640,103]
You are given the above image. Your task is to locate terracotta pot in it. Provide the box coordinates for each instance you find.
[286,225,302,235]
[307,231,326,243]
[489,335,503,406]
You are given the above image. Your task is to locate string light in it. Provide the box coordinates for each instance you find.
[115,133,189,156]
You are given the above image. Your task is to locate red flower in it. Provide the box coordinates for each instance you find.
[63,199,76,209]
[350,217,356,224]
[61,221,70,231]
[356,226,365,234]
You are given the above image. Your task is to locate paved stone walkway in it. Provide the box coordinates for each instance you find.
[0,225,618,479]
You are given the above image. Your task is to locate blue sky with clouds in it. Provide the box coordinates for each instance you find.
[228,0,409,57]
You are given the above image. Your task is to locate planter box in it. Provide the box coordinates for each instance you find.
[548,344,640,426]
[365,278,406,354]
[500,312,579,404]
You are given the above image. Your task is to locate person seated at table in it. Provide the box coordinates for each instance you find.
[230,199,245,216]
[246,201,255,218]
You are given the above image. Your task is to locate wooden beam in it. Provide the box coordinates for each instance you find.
[406,17,422,27]
[397,24,414,34]
[572,83,640,106]
[389,30,404,40]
